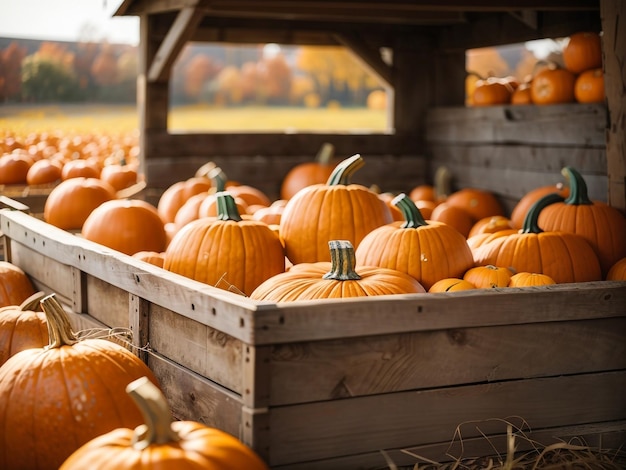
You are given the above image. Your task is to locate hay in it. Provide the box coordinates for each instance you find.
[382,417,626,470]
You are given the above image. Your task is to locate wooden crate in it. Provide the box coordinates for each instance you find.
[1,207,625,469]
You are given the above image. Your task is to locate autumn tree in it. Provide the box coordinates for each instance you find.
[91,43,119,86]
[0,41,27,101]
[182,53,221,101]
[21,54,82,102]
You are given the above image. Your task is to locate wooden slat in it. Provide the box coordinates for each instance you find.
[334,32,393,88]
[266,371,626,466]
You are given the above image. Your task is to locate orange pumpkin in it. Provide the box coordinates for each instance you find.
[466,229,519,250]
[508,272,556,287]
[251,199,287,225]
[165,192,285,296]
[355,194,475,290]
[279,154,393,264]
[0,294,160,470]
[428,278,476,293]
[444,188,504,223]
[280,142,336,200]
[26,158,63,185]
[44,177,117,230]
[0,292,47,366]
[0,152,34,184]
[510,183,569,229]
[537,167,626,277]
[510,82,533,105]
[132,251,165,268]
[251,239,425,301]
[468,215,514,238]
[606,257,626,281]
[463,265,513,289]
[157,176,213,224]
[409,184,436,202]
[100,160,139,191]
[0,261,36,307]
[472,193,602,283]
[574,68,604,103]
[61,158,101,180]
[60,376,269,470]
[429,202,474,238]
[471,76,513,106]
[81,199,167,256]
[530,66,576,105]
[563,31,603,75]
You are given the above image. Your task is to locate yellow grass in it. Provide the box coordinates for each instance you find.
[0,104,389,135]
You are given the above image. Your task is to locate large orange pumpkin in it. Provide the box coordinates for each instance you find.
[280,142,336,200]
[355,194,474,290]
[61,376,269,470]
[472,193,602,283]
[563,31,603,75]
[537,166,626,277]
[530,66,576,105]
[0,291,47,366]
[164,192,285,296]
[81,199,167,256]
[251,239,425,301]
[0,261,36,307]
[0,293,160,470]
[279,154,393,264]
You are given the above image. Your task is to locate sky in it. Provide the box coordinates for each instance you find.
[0,0,139,45]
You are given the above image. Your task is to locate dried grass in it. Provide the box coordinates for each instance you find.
[381,417,626,470]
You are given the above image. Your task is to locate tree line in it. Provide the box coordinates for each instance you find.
[0,38,385,107]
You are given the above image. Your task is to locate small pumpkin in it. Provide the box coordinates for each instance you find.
[468,215,514,238]
[280,142,336,200]
[428,278,476,293]
[606,257,626,281]
[132,251,165,268]
[157,176,213,224]
[100,159,139,191]
[279,154,393,264]
[81,199,167,256]
[429,202,474,238]
[165,192,285,296]
[510,82,533,105]
[251,239,425,301]
[26,158,63,185]
[0,152,34,184]
[471,75,513,106]
[0,291,47,366]
[443,188,504,223]
[530,65,576,105]
[60,376,269,470]
[563,31,603,75]
[537,167,626,277]
[0,293,160,470]
[472,193,602,283]
[355,194,475,290]
[508,272,556,287]
[463,265,513,289]
[61,158,101,180]
[0,261,36,307]
[574,68,604,103]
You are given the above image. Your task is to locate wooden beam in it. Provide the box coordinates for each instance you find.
[148,6,204,82]
[334,33,393,88]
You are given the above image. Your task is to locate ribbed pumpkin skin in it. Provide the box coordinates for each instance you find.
[428,278,476,293]
[250,262,425,301]
[164,218,285,297]
[0,261,36,307]
[0,296,47,366]
[157,177,212,224]
[508,272,556,287]
[463,265,512,288]
[60,424,269,470]
[606,257,626,280]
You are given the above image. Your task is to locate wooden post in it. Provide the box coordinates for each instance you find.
[601,0,626,212]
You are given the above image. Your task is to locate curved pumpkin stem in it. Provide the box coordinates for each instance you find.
[208,167,227,192]
[434,166,452,200]
[392,193,429,229]
[520,192,565,234]
[326,154,365,186]
[19,291,46,311]
[127,376,180,449]
[562,166,593,206]
[323,240,362,281]
[215,191,242,222]
[40,293,78,348]
[315,142,335,166]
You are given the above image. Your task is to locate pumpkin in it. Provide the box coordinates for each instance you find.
[100,160,138,191]
[26,158,63,185]
[563,31,603,75]
[0,261,36,307]
[0,291,47,366]
[508,272,556,287]
[428,278,476,293]
[537,166,626,277]
[61,158,101,180]
[355,194,474,290]
[60,376,269,470]
[413,199,437,220]
[429,202,474,238]
[409,184,436,203]
[0,293,160,470]
[279,154,393,264]
[44,177,117,230]
[157,176,213,224]
[165,191,285,296]
[467,215,514,238]
[510,82,533,105]
[472,193,602,283]
[471,76,513,106]
[81,199,167,256]
[251,239,425,301]
[510,183,569,229]
[444,188,505,223]
[251,199,287,225]
[574,68,604,103]
[466,229,518,250]
[0,152,34,184]
[530,65,576,105]
[463,265,513,288]
[280,142,336,200]
[132,251,165,268]
[606,257,626,281]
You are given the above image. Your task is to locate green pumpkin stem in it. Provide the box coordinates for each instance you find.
[521,192,565,234]
[392,193,429,228]
[208,167,227,192]
[315,142,335,166]
[326,154,364,186]
[127,376,180,449]
[323,240,362,281]
[562,166,593,206]
[215,191,242,222]
[40,293,78,348]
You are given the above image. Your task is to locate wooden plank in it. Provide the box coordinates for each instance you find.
[268,317,626,405]
[129,295,150,363]
[266,371,626,465]
[334,32,393,88]
[601,0,626,211]
[86,276,130,327]
[426,103,607,146]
